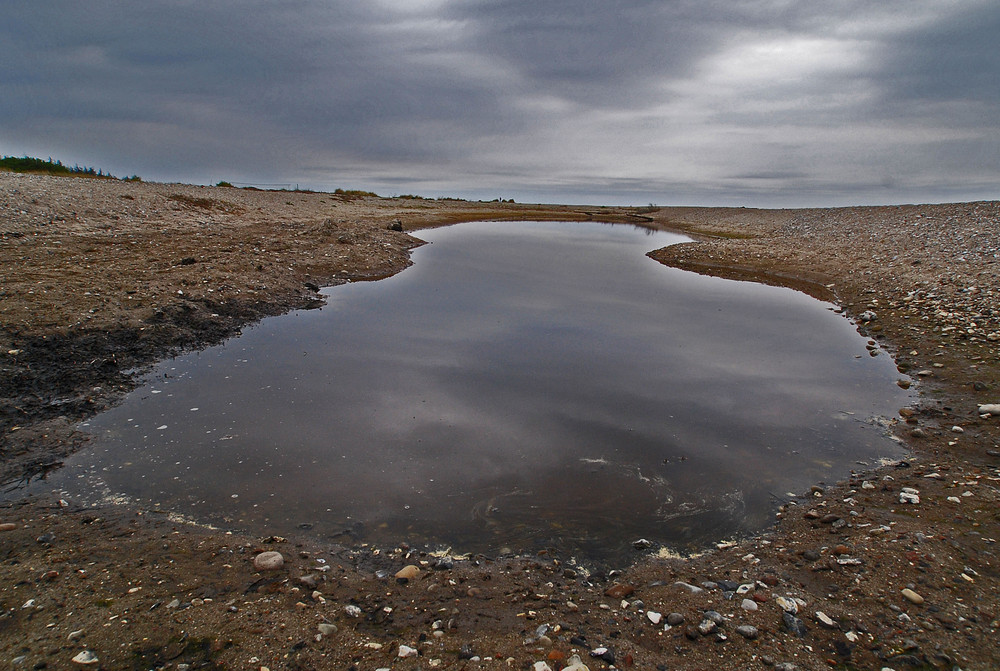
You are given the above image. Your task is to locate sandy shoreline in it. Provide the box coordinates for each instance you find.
[1,173,998,670]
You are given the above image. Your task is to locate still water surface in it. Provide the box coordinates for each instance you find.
[36,221,910,561]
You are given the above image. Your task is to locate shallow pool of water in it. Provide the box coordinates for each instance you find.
[30,221,909,561]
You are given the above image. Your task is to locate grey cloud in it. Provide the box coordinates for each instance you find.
[0,0,997,205]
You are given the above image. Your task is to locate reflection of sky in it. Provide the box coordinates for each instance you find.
[35,221,910,556]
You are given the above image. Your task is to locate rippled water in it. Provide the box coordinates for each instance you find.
[27,221,910,562]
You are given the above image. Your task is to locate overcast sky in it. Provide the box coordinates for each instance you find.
[2,1,998,206]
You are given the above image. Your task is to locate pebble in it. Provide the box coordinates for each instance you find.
[814,611,837,629]
[775,596,799,614]
[589,647,615,664]
[561,654,590,671]
[398,645,418,658]
[604,583,634,598]
[318,623,337,636]
[899,489,920,504]
[741,598,758,611]
[703,610,724,625]
[0,523,17,532]
[697,619,717,635]
[901,588,925,605]
[71,651,99,665]
[666,612,685,626]
[782,611,808,637]
[252,551,284,571]
[646,610,662,625]
[736,625,759,640]
[978,404,1000,416]
[673,581,704,594]
[395,565,420,580]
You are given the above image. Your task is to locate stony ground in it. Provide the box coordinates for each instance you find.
[1,174,999,670]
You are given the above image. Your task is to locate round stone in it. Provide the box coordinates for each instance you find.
[253,551,285,571]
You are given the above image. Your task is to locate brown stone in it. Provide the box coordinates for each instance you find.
[605,583,635,599]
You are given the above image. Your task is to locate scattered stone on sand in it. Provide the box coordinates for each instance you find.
[253,551,284,571]
[71,651,99,665]
[395,564,420,580]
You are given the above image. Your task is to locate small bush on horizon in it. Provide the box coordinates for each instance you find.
[216,180,234,187]
[334,188,379,198]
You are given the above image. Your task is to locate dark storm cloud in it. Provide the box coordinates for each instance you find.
[1,0,996,205]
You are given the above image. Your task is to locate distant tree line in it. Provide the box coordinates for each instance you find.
[0,155,141,181]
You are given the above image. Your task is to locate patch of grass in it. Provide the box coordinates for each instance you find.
[334,188,379,198]
[216,180,234,188]
[169,194,217,210]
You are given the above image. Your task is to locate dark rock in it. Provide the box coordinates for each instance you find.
[703,610,724,625]
[458,645,475,660]
[716,580,739,592]
[833,640,853,657]
[888,654,925,666]
[666,613,685,626]
[782,611,808,637]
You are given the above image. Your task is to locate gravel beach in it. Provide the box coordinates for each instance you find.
[1,173,998,670]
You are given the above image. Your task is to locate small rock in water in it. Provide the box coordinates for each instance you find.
[253,551,284,571]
